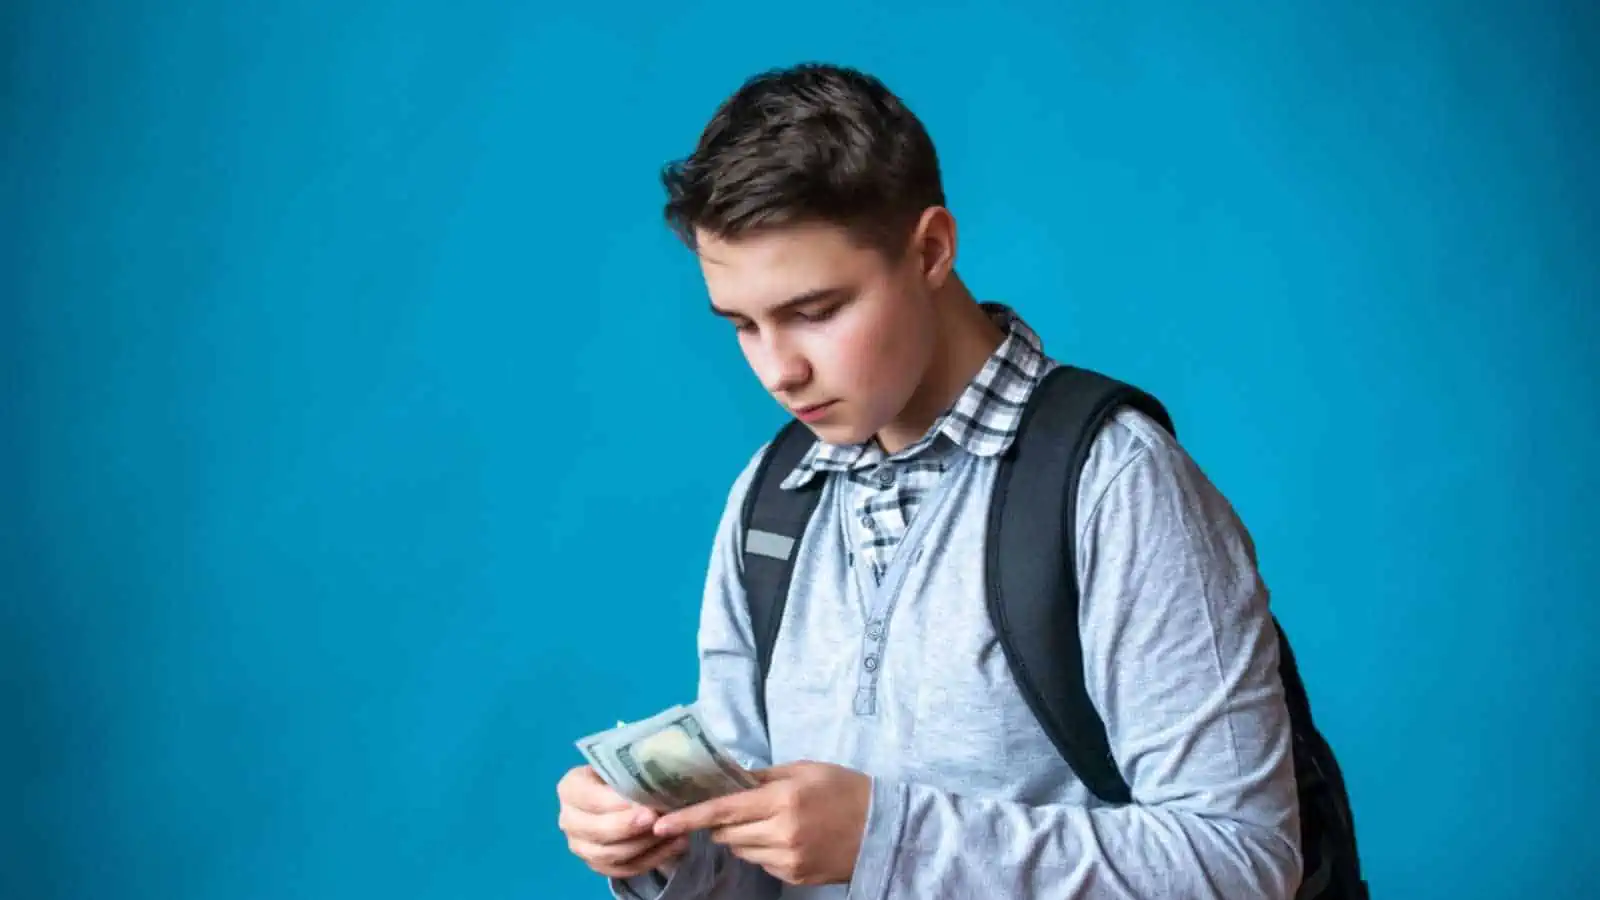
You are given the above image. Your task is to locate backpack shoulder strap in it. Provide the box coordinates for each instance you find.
[986,364,1174,805]
[738,419,825,731]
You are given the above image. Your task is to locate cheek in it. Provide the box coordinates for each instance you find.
[830,304,923,393]
[822,313,895,388]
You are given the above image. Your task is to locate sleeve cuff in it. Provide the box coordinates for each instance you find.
[846,776,906,900]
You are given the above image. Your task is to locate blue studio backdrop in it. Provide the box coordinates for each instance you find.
[4,2,1596,898]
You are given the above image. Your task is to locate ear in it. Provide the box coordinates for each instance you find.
[909,206,957,290]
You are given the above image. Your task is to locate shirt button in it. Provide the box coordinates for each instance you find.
[876,468,895,486]
[867,628,882,640]
[860,513,874,528]
[864,655,879,671]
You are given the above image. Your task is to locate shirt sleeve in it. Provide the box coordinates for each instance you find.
[609,445,784,900]
[846,412,1304,899]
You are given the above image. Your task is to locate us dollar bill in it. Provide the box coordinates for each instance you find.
[576,704,758,811]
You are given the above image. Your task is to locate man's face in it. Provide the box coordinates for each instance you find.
[698,221,937,447]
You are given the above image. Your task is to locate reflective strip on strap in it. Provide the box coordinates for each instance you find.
[745,529,796,561]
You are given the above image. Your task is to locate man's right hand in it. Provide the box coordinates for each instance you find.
[558,765,691,879]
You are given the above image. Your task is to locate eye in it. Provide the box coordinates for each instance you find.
[795,302,843,323]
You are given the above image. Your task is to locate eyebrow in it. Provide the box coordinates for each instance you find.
[709,286,846,320]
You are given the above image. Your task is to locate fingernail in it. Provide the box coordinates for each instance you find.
[633,809,654,828]
[654,820,680,837]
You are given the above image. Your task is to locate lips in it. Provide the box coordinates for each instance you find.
[791,401,836,422]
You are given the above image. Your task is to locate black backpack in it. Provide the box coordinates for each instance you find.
[736,364,1369,900]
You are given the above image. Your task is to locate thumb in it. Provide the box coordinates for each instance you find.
[750,762,805,784]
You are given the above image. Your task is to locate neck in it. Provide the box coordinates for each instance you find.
[875,273,1006,455]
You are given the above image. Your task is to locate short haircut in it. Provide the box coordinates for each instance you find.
[661,62,946,259]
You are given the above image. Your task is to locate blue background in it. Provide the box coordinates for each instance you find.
[4,1,1596,897]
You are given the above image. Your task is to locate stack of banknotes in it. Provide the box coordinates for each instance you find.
[576,704,758,811]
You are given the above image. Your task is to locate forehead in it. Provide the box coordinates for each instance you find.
[695,223,885,314]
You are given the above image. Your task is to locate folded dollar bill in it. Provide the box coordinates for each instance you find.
[577,704,758,811]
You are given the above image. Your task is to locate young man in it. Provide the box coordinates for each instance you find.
[557,63,1304,898]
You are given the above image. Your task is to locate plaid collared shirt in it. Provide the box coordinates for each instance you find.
[779,303,1054,584]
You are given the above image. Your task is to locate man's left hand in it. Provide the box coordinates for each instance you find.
[651,761,871,886]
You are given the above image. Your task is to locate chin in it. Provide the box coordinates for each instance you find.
[804,419,873,447]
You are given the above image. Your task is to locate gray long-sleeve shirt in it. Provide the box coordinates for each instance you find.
[613,404,1303,899]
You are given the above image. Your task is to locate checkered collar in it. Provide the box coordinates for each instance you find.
[779,303,1051,490]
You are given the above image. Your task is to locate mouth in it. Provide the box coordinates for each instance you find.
[791,401,837,423]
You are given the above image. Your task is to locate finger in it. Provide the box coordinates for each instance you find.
[749,763,800,784]
[563,768,635,814]
[622,835,692,875]
[653,789,768,837]
[570,830,670,868]
[726,843,794,880]
[565,805,659,844]
[708,820,782,850]
[577,835,690,879]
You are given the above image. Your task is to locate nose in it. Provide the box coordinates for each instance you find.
[751,332,811,396]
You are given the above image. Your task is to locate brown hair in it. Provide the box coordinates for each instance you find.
[661,62,946,259]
